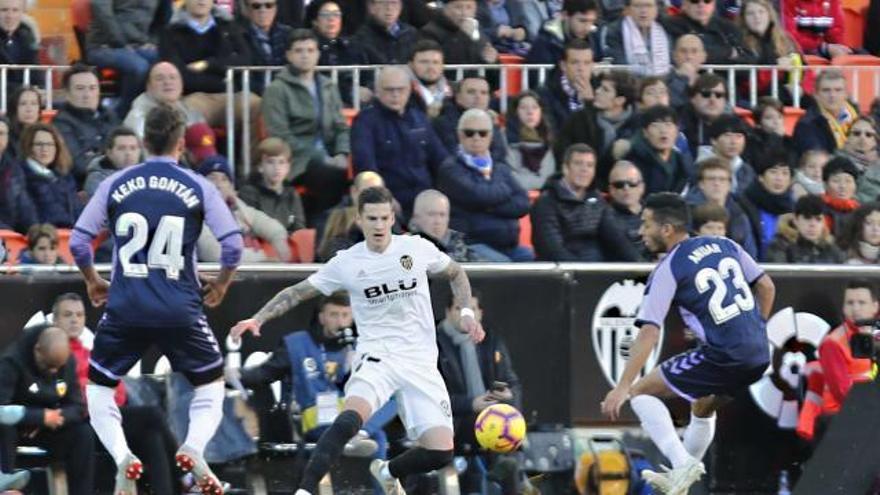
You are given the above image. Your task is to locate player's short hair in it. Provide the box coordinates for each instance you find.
[105,126,138,152]
[319,291,351,310]
[846,279,878,301]
[357,186,395,213]
[692,203,729,231]
[62,61,99,90]
[287,28,318,49]
[52,292,84,315]
[645,192,690,232]
[143,104,186,156]
[26,223,57,250]
[563,143,596,167]
[793,194,824,218]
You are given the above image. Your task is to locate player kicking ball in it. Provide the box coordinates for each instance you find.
[70,105,244,495]
[231,186,484,495]
[601,193,776,495]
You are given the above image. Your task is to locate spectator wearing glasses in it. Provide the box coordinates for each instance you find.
[351,0,419,65]
[598,0,672,77]
[310,0,368,107]
[624,105,694,194]
[680,73,731,158]
[606,160,647,256]
[793,69,859,156]
[240,0,293,95]
[662,0,752,65]
[836,117,880,175]
[20,124,82,229]
[434,76,509,163]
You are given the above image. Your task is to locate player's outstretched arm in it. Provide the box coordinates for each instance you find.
[753,274,776,321]
[443,261,485,343]
[230,279,321,341]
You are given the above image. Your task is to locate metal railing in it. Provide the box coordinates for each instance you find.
[0,64,69,114]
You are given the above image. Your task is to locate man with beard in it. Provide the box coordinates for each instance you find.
[408,40,451,118]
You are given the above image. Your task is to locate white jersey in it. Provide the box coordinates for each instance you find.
[308,235,451,362]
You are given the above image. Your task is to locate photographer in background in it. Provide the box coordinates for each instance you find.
[797,280,878,441]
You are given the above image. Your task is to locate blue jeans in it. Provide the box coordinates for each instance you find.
[87,46,158,117]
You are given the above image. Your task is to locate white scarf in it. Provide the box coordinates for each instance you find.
[621,16,671,76]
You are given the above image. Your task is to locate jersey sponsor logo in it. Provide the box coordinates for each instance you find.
[363,278,418,303]
[400,255,413,270]
[591,280,664,387]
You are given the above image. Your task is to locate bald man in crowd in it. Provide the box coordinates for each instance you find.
[409,189,498,262]
[124,61,207,138]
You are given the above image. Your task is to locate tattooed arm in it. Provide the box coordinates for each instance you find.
[442,261,485,343]
[230,280,321,341]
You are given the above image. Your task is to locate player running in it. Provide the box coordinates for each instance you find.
[231,186,484,495]
[601,193,776,495]
[70,105,243,495]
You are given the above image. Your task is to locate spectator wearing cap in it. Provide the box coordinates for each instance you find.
[679,73,732,158]
[238,137,307,232]
[124,61,207,138]
[420,0,499,65]
[766,194,845,263]
[0,0,42,92]
[52,64,120,186]
[742,148,794,258]
[239,0,292,96]
[0,116,37,233]
[183,122,218,170]
[695,114,755,195]
[821,156,860,237]
[310,0,368,107]
[195,155,291,262]
[83,127,141,198]
[623,105,694,194]
[527,0,599,66]
[793,70,859,156]
[660,0,753,65]
[350,0,420,65]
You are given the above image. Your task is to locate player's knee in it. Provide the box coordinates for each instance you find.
[334,409,364,438]
[184,365,224,387]
[88,366,120,388]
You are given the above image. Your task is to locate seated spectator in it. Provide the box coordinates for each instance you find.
[84,127,141,199]
[238,137,306,232]
[182,122,220,171]
[124,61,207,138]
[436,109,533,261]
[7,86,41,159]
[240,0,293,96]
[196,156,291,262]
[736,0,803,101]
[686,157,759,257]
[409,189,505,261]
[536,39,594,132]
[661,0,752,64]
[625,76,691,156]
[85,0,161,117]
[531,143,639,261]
[408,39,451,118]
[18,223,59,265]
[697,114,755,194]
[624,105,694,194]
[743,97,797,171]
[52,64,119,186]
[351,0,419,65]
[0,0,42,93]
[680,73,731,158]
[781,0,853,59]
[20,124,82,228]
[667,34,707,110]
[506,91,555,191]
[336,0,434,35]
[317,171,389,260]
[434,76,508,162]
[352,66,448,218]
[0,116,36,233]
[0,324,94,495]
[821,156,860,237]
[839,202,880,264]
[263,29,350,219]
[838,117,880,176]
[742,148,794,258]
[598,0,672,76]
[421,0,499,66]
[692,203,729,236]
[793,149,829,199]
[766,194,845,263]
[606,160,646,255]
[310,0,367,107]
[482,0,530,56]
[527,0,599,65]
[793,69,859,156]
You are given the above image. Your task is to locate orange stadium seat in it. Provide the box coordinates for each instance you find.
[831,54,880,113]
[341,108,358,127]
[0,230,28,264]
[519,215,533,249]
[734,107,755,126]
[55,229,74,264]
[290,228,316,263]
[842,6,868,51]
[783,107,806,136]
[802,55,830,66]
[498,53,525,97]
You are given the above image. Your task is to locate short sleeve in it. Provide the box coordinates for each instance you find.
[734,240,764,284]
[307,254,346,295]
[635,257,678,328]
[418,237,452,274]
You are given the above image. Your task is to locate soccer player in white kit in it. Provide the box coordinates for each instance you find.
[231,186,484,494]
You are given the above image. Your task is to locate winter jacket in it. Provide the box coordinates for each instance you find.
[506,142,555,191]
[436,154,529,250]
[433,101,509,164]
[352,101,447,216]
[0,153,37,232]
[262,66,350,179]
[241,21,293,95]
[742,181,794,259]
[420,12,492,66]
[530,176,639,261]
[792,105,839,156]
[821,193,859,238]
[238,181,307,233]
[0,23,42,89]
[552,103,603,165]
[197,197,290,262]
[123,93,206,138]
[316,33,369,106]
[22,160,83,228]
[766,233,845,263]
[86,0,162,50]
[52,103,120,185]
[351,17,420,65]
[857,165,880,203]
[158,8,252,94]
[781,0,846,55]
[526,17,598,65]
[623,132,694,194]
[83,155,118,199]
[661,14,753,64]
[607,201,647,259]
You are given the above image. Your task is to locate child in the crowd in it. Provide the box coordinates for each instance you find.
[692,203,729,237]
[791,149,829,199]
[18,223,60,265]
[766,194,845,263]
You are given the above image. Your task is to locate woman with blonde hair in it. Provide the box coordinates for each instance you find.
[20,123,81,228]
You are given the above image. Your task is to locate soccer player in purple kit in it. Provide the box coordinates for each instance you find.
[69,105,243,495]
[601,193,776,495]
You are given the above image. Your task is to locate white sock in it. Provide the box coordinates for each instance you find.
[86,384,131,466]
[294,490,311,495]
[630,395,693,468]
[682,412,716,461]
[182,380,225,455]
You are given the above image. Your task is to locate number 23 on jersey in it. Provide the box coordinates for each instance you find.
[695,257,755,325]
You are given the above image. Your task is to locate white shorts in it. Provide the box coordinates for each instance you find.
[345,351,453,439]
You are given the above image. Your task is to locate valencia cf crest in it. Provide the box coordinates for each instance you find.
[55,381,67,397]
[400,255,413,270]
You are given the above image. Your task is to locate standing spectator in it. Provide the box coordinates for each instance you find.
[661,0,752,64]
[421,0,499,65]
[20,124,82,228]
[437,109,532,261]
[598,0,672,76]
[696,114,755,194]
[505,91,556,191]
[793,70,859,156]
[606,160,646,255]
[0,0,42,92]
[409,189,499,262]
[351,66,447,219]
[7,86,41,159]
[351,0,419,65]
[527,0,599,65]
[743,148,794,258]
[680,73,731,158]
[667,34,707,110]
[433,76,508,163]
[766,194,845,263]
[311,0,367,107]
[792,149,829,199]
[238,137,307,232]
[83,127,141,198]
[408,39,451,118]
[17,224,60,265]
[624,105,694,194]
[52,64,120,186]
[781,0,852,58]
[85,0,161,117]
[0,116,36,233]
[736,0,803,100]
[821,156,860,237]
[123,61,207,138]
[743,97,797,171]
[839,202,880,264]
[837,117,880,175]
[536,39,595,132]
[239,0,293,95]
[262,29,350,219]
[531,143,638,261]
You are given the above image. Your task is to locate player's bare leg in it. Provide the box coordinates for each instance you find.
[175,379,225,495]
[87,383,142,495]
[371,425,454,495]
[682,395,729,462]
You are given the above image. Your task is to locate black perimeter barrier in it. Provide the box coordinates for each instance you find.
[1,263,878,493]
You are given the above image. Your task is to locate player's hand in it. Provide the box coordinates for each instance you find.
[201,274,230,308]
[461,314,485,343]
[600,387,630,421]
[43,409,64,429]
[86,277,110,307]
[230,318,262,343]
[472,393,499,412]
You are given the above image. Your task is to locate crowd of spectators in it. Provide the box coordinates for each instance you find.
[0,0,879,268]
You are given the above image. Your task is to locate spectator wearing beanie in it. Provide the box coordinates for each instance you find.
[623,105,693,194]
[696,114,755,195]
[183,122,218,170]
[742,148,794,259]
[821,156,860,237]
[766,194,845,264]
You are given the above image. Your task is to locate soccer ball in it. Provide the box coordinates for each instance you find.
[474,404,526,453]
